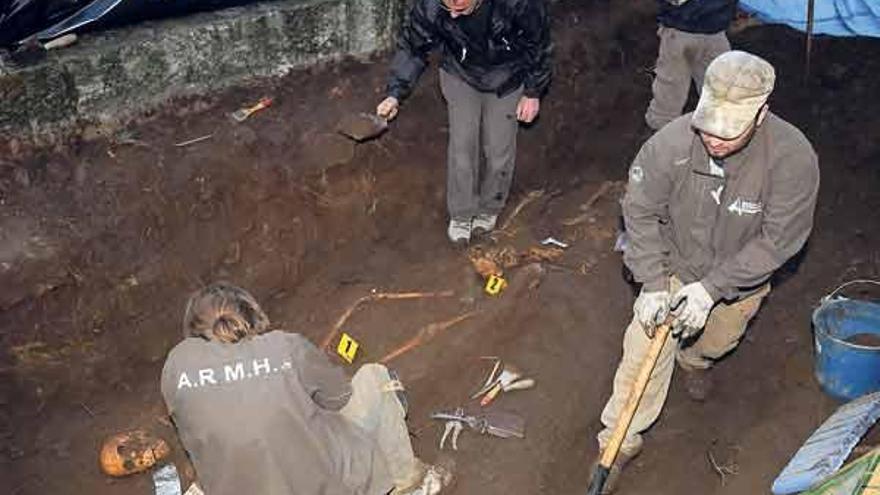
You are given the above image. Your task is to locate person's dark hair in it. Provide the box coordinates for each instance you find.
[182,283,270,343]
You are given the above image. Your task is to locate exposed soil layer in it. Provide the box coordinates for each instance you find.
[3,1,880,494]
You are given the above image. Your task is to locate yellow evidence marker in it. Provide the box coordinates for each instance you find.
[484,274,507,296]
[337,333,360,363]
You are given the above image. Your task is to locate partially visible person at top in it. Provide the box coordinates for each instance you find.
[376,0,552,245]
[590,51,819,493]
[644,0,736,133]
[161,282,453,495]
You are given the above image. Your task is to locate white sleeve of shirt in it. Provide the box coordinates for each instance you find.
[708,158,725,177]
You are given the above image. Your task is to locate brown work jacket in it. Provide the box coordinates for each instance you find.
[161,331,392,495]
[623,112,819,301]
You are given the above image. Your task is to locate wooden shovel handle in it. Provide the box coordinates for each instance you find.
[599,323,672,468]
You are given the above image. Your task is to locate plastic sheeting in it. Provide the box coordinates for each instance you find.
[0,0,88,46]
[0,0,266,47]
[739,0,880,37]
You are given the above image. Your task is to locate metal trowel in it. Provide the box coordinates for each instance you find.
[336,113,388,142]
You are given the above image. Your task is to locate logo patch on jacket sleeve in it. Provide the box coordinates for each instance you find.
[727,198,763,216]
[629,165,644,183]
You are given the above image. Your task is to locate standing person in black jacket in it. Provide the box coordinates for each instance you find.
[376,0,551,244]
[644,0,736,131]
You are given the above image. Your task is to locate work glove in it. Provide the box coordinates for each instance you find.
[670,282,715,338]
[633,289,671,338]
[376,96,399,121]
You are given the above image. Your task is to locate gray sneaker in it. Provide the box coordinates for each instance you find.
[447,217,472,244]
[471,213,498,234]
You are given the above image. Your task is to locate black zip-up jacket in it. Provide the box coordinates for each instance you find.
[386,0,552,100]
[657,0,737,34]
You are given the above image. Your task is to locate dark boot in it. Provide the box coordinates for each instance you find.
[588,448,640,494]
[682,367,713,402]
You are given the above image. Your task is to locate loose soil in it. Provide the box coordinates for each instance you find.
[2,1,880,494]
[844,333,880,348]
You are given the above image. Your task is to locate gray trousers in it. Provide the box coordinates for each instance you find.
[340,364,424,492]
[439,69,522,219]
[645,26,730,130]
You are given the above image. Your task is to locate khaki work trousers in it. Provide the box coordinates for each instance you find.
[597,278,770,455]
[644,26,731,131]
[341,364,424,492]
[439,69,522,219]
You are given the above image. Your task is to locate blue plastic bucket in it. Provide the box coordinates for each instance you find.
[813,280,880,401]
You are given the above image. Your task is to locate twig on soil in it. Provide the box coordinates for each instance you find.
[707,448,739,486]
[319,290,456,349]
[79,402,95,417]
[298,184,337,208]
[542,261,586,275]
[174,134,214,147]
[114,137,157,151]
[379,311,476,364]
[494,189,546,236]
[561,181,622,226]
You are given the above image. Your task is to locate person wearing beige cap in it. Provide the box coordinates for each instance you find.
[590,51,819,493]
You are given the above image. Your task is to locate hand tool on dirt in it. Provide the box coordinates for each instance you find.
[10,33,77,65]
[439,419,464,450]
[432,408,526,450]
[471,365,516,399]
[471,361,535,406]
[503,378,535,392]
[772,390,880,494]
[230,97,273,123]
[471,357,504,399]
[587,322,673,495]
[480,373,535,407]
[336,112,388,142]
[481,378,536,406]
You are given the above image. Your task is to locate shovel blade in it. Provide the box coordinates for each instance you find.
[586,465,609,495]
[483,411,526,438]
[337,113,388,142]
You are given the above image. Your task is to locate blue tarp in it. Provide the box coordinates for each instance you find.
[740,0,880,37]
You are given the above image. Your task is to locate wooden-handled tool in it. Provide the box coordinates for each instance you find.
[480,377,535,407]
[587,322,672,495]
[231,97,273,123]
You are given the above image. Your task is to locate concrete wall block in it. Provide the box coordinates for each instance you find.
[0,64,78,131]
